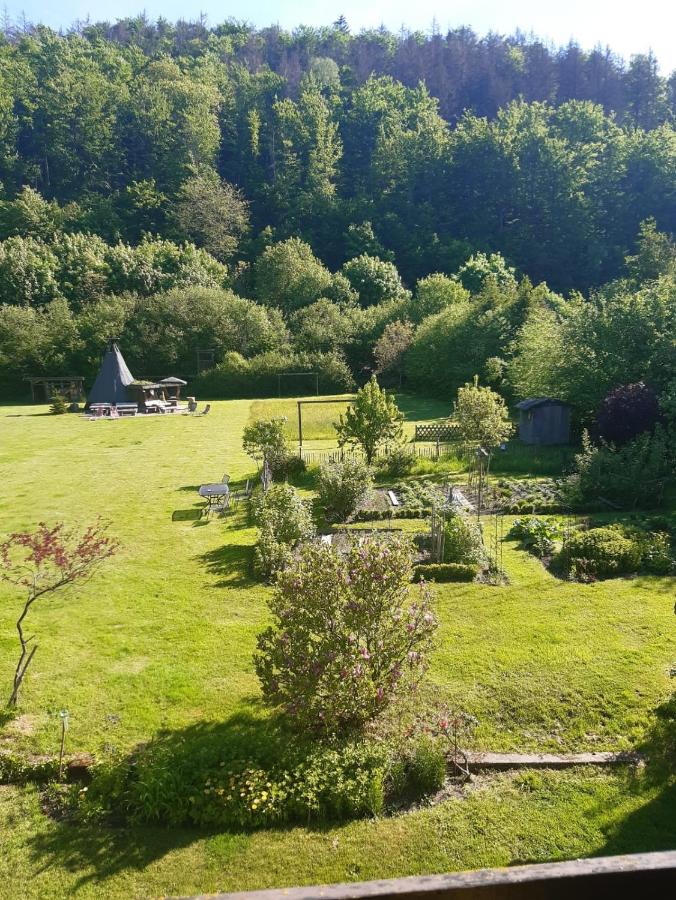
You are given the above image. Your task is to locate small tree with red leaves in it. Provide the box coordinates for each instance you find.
[1,522,118,707]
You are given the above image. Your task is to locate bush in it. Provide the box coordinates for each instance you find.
[49,392,68,415]
[630,529,674,574]
[390,734,446,799]
[412,563,478,582]
[255,536,437,733]
[380,446,415,478]
[273,454,307,483]
[596,382,661,445]
[317,458,373,523]
[510,516,561,557]
[564,427,672,509]
[561,525,642,579]
[443,512,485,565]
[252,484,315,578]
[78,731,447,830]
[243,416,289,471]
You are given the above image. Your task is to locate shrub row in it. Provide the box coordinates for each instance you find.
[76,734,447,829]
[505,500,568,514]
[413,563,479,582]
[352,508,428,522]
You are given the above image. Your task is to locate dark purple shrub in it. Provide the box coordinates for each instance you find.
[596,382,660,445]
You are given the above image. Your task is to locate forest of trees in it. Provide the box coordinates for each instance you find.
[0,16,674,424]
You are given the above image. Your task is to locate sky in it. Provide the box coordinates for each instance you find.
[4,0,676,74]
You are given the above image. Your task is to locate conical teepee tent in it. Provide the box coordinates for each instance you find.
[87,342,135,405]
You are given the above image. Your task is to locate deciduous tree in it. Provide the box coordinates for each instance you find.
[453,376,512,450]
[1,522,117,706]
[336,375,404,464]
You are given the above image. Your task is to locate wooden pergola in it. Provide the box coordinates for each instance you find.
[25,376,85,403]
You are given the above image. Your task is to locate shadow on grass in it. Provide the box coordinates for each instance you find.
[27,820,201,893]
[171,508,203,522]
[197,542,256,586]
[26,711,315,888]
[395,394,450,422]
[0,708,17,728]
[489,443,576,477]
[599,694,676,856]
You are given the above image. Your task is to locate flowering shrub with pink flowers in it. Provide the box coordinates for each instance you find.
[254,535,438,733]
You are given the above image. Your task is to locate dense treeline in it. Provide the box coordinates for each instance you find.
[0,20,674,290]
[9,15,675,128]
[0,17,674,425]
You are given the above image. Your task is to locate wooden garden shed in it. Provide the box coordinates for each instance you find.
[516,398,571,445]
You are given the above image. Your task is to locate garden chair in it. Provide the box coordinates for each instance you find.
[232,479,252,504]
[203,493,230,518]
[221,474,231,484]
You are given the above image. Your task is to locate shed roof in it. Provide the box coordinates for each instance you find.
[516,397,569,411]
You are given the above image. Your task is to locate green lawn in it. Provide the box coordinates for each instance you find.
[248,393,452,445]
[0,399,674,897]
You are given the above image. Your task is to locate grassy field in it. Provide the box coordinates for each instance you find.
[0,399,674,897]
[248,394,451,444]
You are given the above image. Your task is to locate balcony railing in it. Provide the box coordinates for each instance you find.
[188,850,676,900]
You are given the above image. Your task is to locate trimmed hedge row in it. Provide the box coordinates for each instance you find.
[352,508,428,522]
[413,563,479,582]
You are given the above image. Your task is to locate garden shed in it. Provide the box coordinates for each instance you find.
[516,397,570,445]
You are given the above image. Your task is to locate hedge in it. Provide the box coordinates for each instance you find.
[351,508,427,522]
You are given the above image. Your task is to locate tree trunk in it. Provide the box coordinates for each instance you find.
[8,593,37,707]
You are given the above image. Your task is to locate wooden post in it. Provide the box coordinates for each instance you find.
[315,373,319,395]
[297,400,303,456]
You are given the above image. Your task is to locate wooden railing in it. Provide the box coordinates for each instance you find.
[185,851,676,899]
